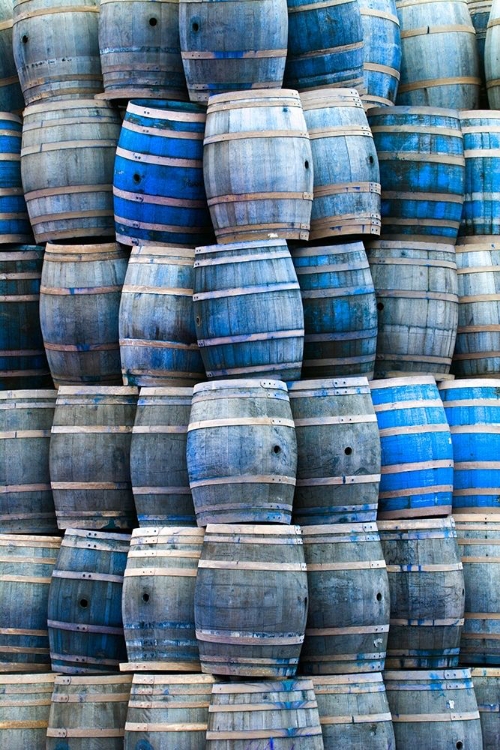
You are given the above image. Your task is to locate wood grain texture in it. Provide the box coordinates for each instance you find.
[0,0,23,113]
[485,0,500,107]
[471,668,500,749]
[460,112,500,235]
[360,0,401,108]
[0,673,55,749]
[0,113,33,242]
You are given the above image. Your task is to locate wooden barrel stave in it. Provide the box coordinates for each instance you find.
[471,667,500,749]
[360,0,401,108]
[483,0,500,108]
[0,0,24,113]
[460,112,500,236]
[0,113,33,242]
[0,673,55,749]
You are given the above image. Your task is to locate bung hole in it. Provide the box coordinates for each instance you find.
[304,160,310,169]
[376,592,382,601]
[377,302,384,311]
[79,598,89,609]
[149,16,158,26]
[22,34,28,43]
[273,445,281,454]
[456,743,463,750]
[344,446,353,456]
[142,593,150,603]
[132,173,141,184]
[192,21,199,31]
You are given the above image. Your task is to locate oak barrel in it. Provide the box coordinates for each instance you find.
[194,524,308,677]
[187,379,297,526]
[468,0,491,98]
[47,528,130,674]
[203,89,313,243]
[46,674,132,749]
[370,376,454,518]
[460,111,500,236]
[179,0,287,102]
[0,113,32,243]
[0,673,55,749]
[130,387,196,527]
[378,518,465,669]
[122,526,204,670]
[0,389,57,534]
[359,0,401,108]
[40,242,128,387]
[193,240,304,381]
[485,0,500,108]
[119,245,204,387]
[0,534,60,672]
[471,668,500,749]
[300,523,390,674]
[288,378,381,525]
[0,0,24,113]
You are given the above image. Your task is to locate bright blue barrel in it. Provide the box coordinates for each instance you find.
[368,106,465,242]
[113,99,214,248]
[359,0,401,108]
[460,111,500,236]
[440,379,500,513]
[0,113,33,243]
[370,376,454,519]
[284,0,364,91]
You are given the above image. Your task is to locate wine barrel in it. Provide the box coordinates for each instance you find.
[370,377,454,518]
[122,526,204,670]
[98,0,188,100]
[206,680,324,750]
[452,237,500,377]
[47,528,130,674]
[291,241,378,380]
[0,0,24,113]
[359,0,401,108]
[284,0,364,91]
[300,523,390,674]
[485,0,500,108]
[119,245,205,387]
[194,524,308,677]
[471,668,500,750]
[378,518,465,669]
[396,0,480,108]
[46,674,132,749]
[300,88,381,239]
[367,106,465,243]
[187,380,297,526]
[0,390,57,534]
[0,113,32,243]
[468,0,491,94]
[113,99,213,248]
[12,0,102,104]
[0,246,52,390]
[124,674,216,750]
[0,673,55,749]
[179,0,287,102]
[460,111,500,236]
[384,669,482,749]
[130,387,196,526]
[203,89,313,243]
[288,378,381,525]
[0,534,60,672]
[312,674,395,750]
[454,514,500,665]
[193,240,304,382]
[40,242,128,387]
[367,240,459,377]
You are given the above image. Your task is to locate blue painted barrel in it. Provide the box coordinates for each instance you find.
[284,0,364,91]
[439,379,500,513]
[368,106,465,242]
[468,0,491,105]
[370,376,454,519]
[0,113,33,243]
[359,0,401,108]
[113,99,214,248]
[460,111,500,236]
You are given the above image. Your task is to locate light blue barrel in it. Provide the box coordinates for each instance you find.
[359,0,401,108]
[368,106,465,242]
[460,111,500,236]
[370,376,454,519]
[0,113,33,243]
[439,379,500,513]
[113,99,214,248]
[468,0,491,105]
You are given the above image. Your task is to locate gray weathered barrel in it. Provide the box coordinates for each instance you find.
[359,0,401,108]
[206,680,324,750]
[195,524,308,677]
[367,239,459,377]
[98,0,188,100]
[203,89,313,243]
[179,0,288,102]
[312,674,395,750]
[471,668,500,749]
[384,669,483,749]
[130,387,196,526]
[124,674,216,750]
[288,378,381,525]
[396,0,480,108]
[469,0,491,103]
[119,245,205,387]
[378,518,465,669]
[47,528,130,674]
[50,386,138,531]
[187,379,297,526]
[12,0,102,104]
[300,523,390,674]
[193,240,304,381]
[40,242,128,387]
[21,100,121,243]
[122,526,204,670]
[0,673,55,749]
[0,0,24,113]
[0,534,60,673]
[46,674,132,749]
[485,0,500,108]
[0,390,57,534]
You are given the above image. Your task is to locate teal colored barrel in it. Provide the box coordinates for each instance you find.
[359,0,401,108]
[284,0,364,91]
[0,0,24,114]
[471,667,500,748]
[440,379,500,513]
[193,240,304,381]
[460,111,500,236]
[370,376,454,519]
[368,106,465,242]
[468,0,491,105]
[113,99,214,248]
[0,113,33,243]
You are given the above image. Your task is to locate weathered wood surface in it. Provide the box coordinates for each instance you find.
[0,673,55,750]
[359,0,401,108]
[0,113,33,243]
[0,0,24,112]
[471,667,500,749]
